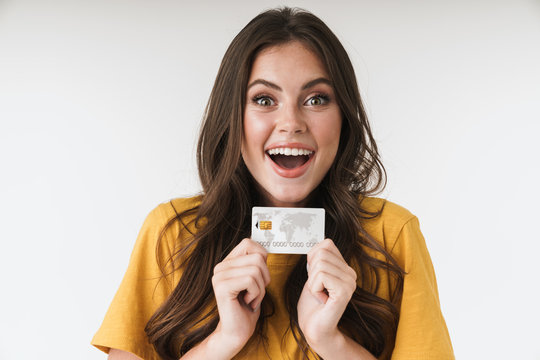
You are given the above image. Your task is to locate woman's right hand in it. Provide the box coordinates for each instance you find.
[209,238,270,358]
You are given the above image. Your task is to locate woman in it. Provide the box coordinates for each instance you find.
[92,7,454,360]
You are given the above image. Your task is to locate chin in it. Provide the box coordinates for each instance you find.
[269,189,311,207]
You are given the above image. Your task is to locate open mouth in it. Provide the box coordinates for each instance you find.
[266,147,314,170]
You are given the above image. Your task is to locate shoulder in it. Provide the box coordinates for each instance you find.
[148,195,203,224]
[140,195,203,235]
[135,195,203,254]
[359,196,417,229]
[358,196,418,254]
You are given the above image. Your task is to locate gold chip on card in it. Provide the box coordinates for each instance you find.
[258,220,272,230]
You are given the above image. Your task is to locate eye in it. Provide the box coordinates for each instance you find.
[305,94,330,106]
[253,96,275,107]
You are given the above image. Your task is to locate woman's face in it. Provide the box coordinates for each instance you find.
[242,41,342,207]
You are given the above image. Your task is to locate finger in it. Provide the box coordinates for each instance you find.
[236,274,265,311]
[214,265,266,303]
[308,239,355,275]
[308,247,344,270]
[307,248,357,283]
[307,258,356,288]
[308,270,356,302]
[307,277,329,304]
[244,290,264,311]
[213,271,264,307]
[226,238,268,260]
[307,238,344,264]
[238,279,263,311]
[214,253,270,286]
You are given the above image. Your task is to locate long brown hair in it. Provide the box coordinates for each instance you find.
[145,7,405,359]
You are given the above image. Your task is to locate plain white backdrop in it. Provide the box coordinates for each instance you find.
[1,0,539,359]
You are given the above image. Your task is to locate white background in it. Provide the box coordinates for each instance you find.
[1,0,539,359]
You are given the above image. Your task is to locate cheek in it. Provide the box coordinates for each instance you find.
[316,114,342,149]
[243,112,273,153]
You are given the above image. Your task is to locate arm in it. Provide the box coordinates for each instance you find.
[178,330,240,360]
[303,330,376,360]
[297,239,376,359]
[108,238,269,360]
[106,332,244,360]
[108,349,141,359]
[188,238,269,359]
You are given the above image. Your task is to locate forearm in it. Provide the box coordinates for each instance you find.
[180,331,237,360]
[307,331,377,360]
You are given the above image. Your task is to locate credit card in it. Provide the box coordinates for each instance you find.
[251,207,325,254]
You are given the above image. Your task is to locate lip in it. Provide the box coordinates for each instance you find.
[265,142,315,178]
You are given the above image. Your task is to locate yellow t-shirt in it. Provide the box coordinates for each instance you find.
[91,196,454,359]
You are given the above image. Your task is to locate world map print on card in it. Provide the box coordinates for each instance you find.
[251,207,325,254]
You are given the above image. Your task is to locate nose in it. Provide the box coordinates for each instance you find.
[276,104,307,134]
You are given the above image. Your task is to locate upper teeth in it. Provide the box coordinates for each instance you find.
[267,147,313,156]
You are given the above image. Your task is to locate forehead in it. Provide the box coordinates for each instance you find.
[249,41,330,82]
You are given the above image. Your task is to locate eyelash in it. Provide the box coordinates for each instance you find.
[251,93,331,107]
[252,94,275,106]
[305,93,330,106]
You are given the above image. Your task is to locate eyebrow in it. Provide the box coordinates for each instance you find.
[302,77,332,90]
[247,77,332,91]
[247,79,282,91]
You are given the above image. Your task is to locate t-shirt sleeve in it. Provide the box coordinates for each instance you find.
[390,217,455,360]
[91,203,178,360]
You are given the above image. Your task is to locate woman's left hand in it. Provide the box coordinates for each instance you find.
[297,238,358,352]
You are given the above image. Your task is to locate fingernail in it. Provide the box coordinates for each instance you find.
[306,263,310,273]
[251,302,260,312]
